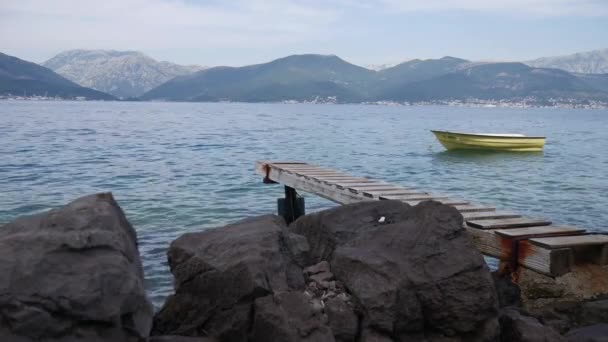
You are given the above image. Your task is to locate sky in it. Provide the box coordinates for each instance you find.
[1,0,607,67]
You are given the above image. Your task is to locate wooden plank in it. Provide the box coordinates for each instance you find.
[363,190,426,198]
[462,211,521,221]
[290,171,349,176]
[348,185,409,192]
[380,194,449,201]
[530,235,608,266]
[530,234,608,249]
[342,182,407,188]
[467,217,551,230]
[465,226,574,276]
[452,204,496,213]
[496,226,586,239]
[400,199,471,206]
[257,166,369,205]
[517,240,573,276]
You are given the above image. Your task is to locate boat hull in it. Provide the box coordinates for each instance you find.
[431,130,545,152]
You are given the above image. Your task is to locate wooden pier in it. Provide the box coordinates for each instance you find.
[256,161,608,277]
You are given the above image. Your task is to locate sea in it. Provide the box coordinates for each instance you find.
[1,100,607,307]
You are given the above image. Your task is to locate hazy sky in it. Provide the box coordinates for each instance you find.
[1,0,607,67]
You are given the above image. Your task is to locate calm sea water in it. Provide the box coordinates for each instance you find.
[1,101,607,306]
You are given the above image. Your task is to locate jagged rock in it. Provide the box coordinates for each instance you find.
[360,329,394,342]
[493,271,522,307]
[499,307,566,342]
[282,231,311,267]
[0,193,153,342]
[310,271,334,283]
[251,292,335,342]
[152,215,296,339]
[292,200,500,340]
[304,261,331,275]
[530,298,608,334]
[325,297,358,342]
[150,336,217,342]
[565,324,608,342]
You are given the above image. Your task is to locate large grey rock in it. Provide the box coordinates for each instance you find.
[250,292,335,342]
[532,299,608,333]
[291,200,500,341]
[152,215,296,339]
[150,336,217,342]
[566,324,608,342]
[325,297,358,342]
[500,307,566,342]
[0,193,153,342]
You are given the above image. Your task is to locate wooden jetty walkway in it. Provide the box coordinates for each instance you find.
[256,161,608,277]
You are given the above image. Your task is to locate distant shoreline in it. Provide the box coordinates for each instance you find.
[2,97,608,109]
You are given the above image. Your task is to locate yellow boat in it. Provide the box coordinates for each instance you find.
[431,130,546,152]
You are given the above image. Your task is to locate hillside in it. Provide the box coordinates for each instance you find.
[43,50,204,98]
[526,49,608,74]
[142,54,608,104]
[380,62,608,103]
[141,54,376,102]
[0,52,114,100]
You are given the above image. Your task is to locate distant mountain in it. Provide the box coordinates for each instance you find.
[43,50,205,98]
[374,56,470,94]
[142,53,608,105]
[526,49,608,74]
[380,62,608,102]
[365,62,402,71]
[0,52,114,100]
[141,54,376,102]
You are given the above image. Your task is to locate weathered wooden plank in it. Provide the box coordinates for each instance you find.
[530,234,608,249]
[496,226,586,239]
[257,167,369,205]
[462,211,521,221]
[291,171,350,176]
[345,183,408,189]
[363,191,426,198]
[452,204,496,213]
[399,199,471,206]
[530,235,608,266]
[517,241,573,276]
[465,226,574,276]
[380,194,449,201]
[467,217,551,230]
[348,185,409,192]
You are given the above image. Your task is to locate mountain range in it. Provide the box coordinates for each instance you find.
[141,54,608,104]
[43,50,204,98]
[0,52,114,100]
[525,49,608,74]
[2,48,608,105]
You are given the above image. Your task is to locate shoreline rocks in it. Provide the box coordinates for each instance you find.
[1,193,606,341]
[152,200,504,341]
[0,193,153,342]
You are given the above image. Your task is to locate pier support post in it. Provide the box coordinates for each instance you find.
[278,186,305,224]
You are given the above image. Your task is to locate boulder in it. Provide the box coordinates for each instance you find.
[499,307,566,342]
[493,271,522,308]
[152,215,296,339]
[325,297,358,342]
[250,291,335,342]
[150,336,217,342]
[0,193,153,342]
[565,324,608,342]
[530,298,608,334]
[292,200,500,341]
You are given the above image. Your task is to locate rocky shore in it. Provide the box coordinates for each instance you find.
[0,193,606,341]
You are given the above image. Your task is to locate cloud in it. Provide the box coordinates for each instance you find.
[0,0,606,65]
[372,0,608,16]
[0,0,339,62]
